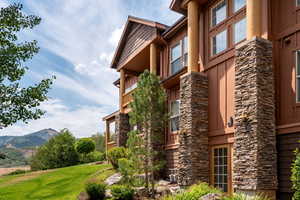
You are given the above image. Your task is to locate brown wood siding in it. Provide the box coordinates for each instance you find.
[272,0,300,130]
[277,132,300,199]
[117,23,156,67]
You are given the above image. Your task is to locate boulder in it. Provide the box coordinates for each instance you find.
[104,173,122,185]
[199,193,222,200]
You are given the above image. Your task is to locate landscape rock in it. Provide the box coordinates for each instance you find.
[157,180,170,186]
[169,185,182,194]
[105,189,112,198]
[77,191,89,200]
[199,193,222,200]
[134,187,148,200]
[104,173,122,185]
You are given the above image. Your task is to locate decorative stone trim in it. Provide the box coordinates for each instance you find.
[115,113,130,147]
[233,37,277,196]
[177,72,209,186]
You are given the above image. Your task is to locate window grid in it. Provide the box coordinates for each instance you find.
[211,0,227,27]
[234,18,246,44]
[297,51,300,102]
[213,147,228,192]
[212,30,227,55]
[170,36,188,75]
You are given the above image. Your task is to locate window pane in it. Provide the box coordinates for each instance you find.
[171,101,180,116]
[234,0,246,12]
[183,36,188,54]
[212,30,227,55]
[212,1,226,26]
[213,147,229,192]
[171,58,182,74]
[297,51,300,76]
[171,44,181,61]
[298,0,300,6]
[297,78,300,102]
[170,116,179,132]
[234,18,246,44]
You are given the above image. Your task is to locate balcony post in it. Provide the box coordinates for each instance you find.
[119,69,125,113]
[150,43,157,75]
[187,0,199,73]
[105,120,110,154]
[246,0,262,40]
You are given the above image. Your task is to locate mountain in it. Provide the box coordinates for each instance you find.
[0,128,59,149]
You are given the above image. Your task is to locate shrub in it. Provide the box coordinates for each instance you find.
[76,138,96,155]
[80,151,105,164]
[107,147,127,169]
[85,182,106,200]
[110,185,134,200]
[162,182,221,200]
[292,148,300,200]
[118,158,136,185]
[5,169,27,176]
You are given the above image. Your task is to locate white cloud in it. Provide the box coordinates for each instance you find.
[109,26,124,47]
[0,1,8,8]
[0,99,108,138]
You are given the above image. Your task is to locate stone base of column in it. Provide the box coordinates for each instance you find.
[233,37,277,198]
[115,113,130,147]
[177,72,209,186]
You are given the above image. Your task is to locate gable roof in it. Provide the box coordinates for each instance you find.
[110,16,168,69]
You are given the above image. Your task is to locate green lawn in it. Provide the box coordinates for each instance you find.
[0,163,115,200]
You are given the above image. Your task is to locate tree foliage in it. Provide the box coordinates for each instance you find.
[292,147,300,200]
[91,133,105,152]
[76,138,95,155]
[30,129,79,170]
[128,70,168,193]
[0,3,54,128]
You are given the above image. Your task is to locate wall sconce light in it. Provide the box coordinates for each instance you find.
[227,116,234,127]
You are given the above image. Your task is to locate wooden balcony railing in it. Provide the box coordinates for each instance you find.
[122,89,136,107]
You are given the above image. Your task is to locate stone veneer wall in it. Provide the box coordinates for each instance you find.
[234,37,277,198]
[115,113,130,147]
[177,72,209,186]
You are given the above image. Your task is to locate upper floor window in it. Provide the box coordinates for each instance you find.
[212,30,227,55]
[234,0,246,12]
[170,100,180,132]
[170,36,188,75]
[125,82,137,94]
[211,0,227,27]
[296,51,300,102]
[234,18,246,44]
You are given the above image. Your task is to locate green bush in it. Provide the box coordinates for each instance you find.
[292,148,300,200]
[85,182,106,200]
[162,182,221,200]
[118,158,136,185]
[5,169,27,176]
[110,185,134,200]
[76,138,96,155]
[107,147,127,169]
[80,151,105,164]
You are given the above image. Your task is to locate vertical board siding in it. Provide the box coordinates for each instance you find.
[277,133,300,199]
[117,23,156,67]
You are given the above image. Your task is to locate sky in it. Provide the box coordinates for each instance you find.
[0,0,182,138]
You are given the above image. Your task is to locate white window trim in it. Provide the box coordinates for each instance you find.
[233,17,246,44]
[169,100,180,133]
[211,0,227,28]
[233,0,246,13]
[211,29,228,56]
[296,51,300,102]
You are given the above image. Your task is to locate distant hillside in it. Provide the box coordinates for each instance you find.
[0,129,59,148]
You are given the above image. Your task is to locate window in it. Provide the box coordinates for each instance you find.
[183,36,188,66]
[170,36,188,75]
[211,0,227,27]
[212,147,229,192]
[234,18,246,44]
[125,82,137,93]
[296,51,300,102]
[170,100,180,132]
[234,0,246,12]
[109,121,116,142]
[212,30,227,55]
[297,0,300,7]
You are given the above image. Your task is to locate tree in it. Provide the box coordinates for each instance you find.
[30,129,79,170]
[128,70,168,194]
[91,133,105,152]
[292,147,300,200]
[0,3,54,128]
[76,138,95,155]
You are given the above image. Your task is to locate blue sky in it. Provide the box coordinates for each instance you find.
[0,0,181,137]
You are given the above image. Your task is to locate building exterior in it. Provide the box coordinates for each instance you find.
[102,0,300,199]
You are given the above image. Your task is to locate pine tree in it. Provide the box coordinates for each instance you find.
[128,70,168,195]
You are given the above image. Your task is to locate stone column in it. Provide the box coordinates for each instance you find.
[177,72,209,186]
[233,37,277,199]
[115,113,130,147]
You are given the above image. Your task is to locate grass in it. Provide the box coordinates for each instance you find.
[0,163,114,200]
